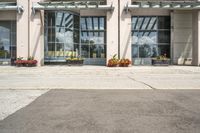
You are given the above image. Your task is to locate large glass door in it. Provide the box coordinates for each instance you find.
[80,17,106,65]
[131,16,170,65]
[0,21,16,65]
[44,11,80,63]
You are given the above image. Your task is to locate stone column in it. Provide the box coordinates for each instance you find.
[192,11,200,66]
[30,0,44,66]
[106,0,119,63]
[119,0,132,60]
[17,0,29,58]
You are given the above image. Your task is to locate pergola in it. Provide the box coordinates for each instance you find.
[32,0,114,14]
[0,2,24,14]
[125,1,200,12]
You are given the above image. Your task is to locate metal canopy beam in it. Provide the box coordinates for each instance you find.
[125,1,200,12]
[32,1,114,14]
[0,2,24,14]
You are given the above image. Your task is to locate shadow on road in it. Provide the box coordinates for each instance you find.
[0,89,200,133]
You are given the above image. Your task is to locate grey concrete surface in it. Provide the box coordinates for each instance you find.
[0,89,200,133]
[0,90,48,120]
[0,66,200,89]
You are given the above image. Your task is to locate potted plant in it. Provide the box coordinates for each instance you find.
[15,56,37,67]
[65,58,84,66]
[107,54,119,67]
[152,54,170,66]
[119,58,131,67]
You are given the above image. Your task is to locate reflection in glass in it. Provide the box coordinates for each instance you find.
[158,31,170,43]
[132,17,157,30]
[158,45,170,58]
[80,17,106,59]
[0,21,16,60]
[81,45,89,58]
[132,45,138,58]
[44,11,80,60]
[131,16,170,60]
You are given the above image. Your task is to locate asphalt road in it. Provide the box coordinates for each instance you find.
[0,89,200,133]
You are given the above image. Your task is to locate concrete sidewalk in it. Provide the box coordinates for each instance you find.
[0,66,200,89]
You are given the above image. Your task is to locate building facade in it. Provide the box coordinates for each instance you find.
[0,0,200,66]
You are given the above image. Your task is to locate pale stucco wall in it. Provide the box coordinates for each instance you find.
[17,0,29,58]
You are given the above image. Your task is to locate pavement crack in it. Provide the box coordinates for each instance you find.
[127,76,157,90]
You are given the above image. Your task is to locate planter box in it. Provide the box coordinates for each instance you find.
[66,60,84,66]
[152,59,170,66]
[15,60,37,67]
[16,64,37,67]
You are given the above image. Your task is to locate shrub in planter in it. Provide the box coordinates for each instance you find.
[15,57,37,67]
[107,54,119,67]
[152,54,170,66]
[65,58,84,66]
[119,59,131,67]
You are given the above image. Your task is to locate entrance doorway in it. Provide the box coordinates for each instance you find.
[131,16,170,65]
[44,11,80,64]
[44,11,106,65]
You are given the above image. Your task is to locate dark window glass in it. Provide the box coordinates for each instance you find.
[139,44,152,58]
[158,16,170,29]
[48,28,55,42]
[81,45,89,58]
[158,31,170,43]
[158,45,170,58]
[74,30,79,44]
[48,13,55,27]
[74,15,79,30]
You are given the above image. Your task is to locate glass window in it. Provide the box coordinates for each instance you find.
[0,21,16,60]
[139,44,152,58]
[147,17,157,30]
[86,17,92,30]
[81,18,86,30]
[93,17,98,30]
[81,45,89,58]
[80,17,106,59]
[132,45,138,58]
[44,11,80,61]
[158,16,170,29]
[158,45,170,58]
[99,18,105,30]
[158,31,170,43]
[48,13,55,27]
[131,16,170,61]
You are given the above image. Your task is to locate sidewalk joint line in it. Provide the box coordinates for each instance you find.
[127,76,157,90]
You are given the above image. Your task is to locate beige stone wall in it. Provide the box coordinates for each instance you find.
[192,11,200,66]
[173,11,193,65]
[106,0,119,62]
